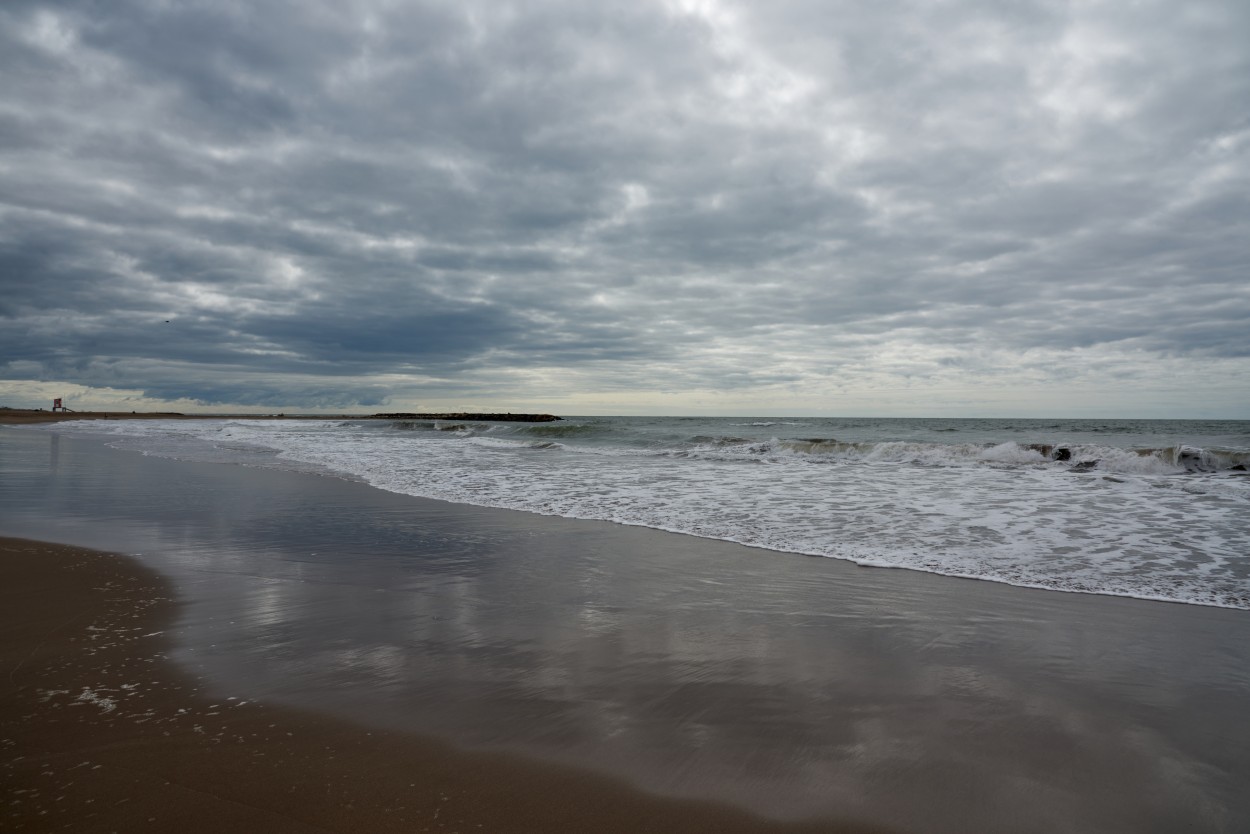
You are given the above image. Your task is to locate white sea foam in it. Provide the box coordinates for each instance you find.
[76,688,118,713]
[30,418,1250,609]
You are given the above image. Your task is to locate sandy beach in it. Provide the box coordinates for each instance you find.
[3,424,1250,833]
[1,536,882,833]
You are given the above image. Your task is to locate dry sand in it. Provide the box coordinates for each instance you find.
[1,537,887,833]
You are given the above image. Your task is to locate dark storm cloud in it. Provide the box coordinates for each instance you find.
[0,0,1246,411]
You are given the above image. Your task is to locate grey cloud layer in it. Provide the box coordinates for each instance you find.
[1,0,1247,409]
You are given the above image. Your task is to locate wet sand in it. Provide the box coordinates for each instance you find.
[0,537,881,833]
[3,426,1250,833]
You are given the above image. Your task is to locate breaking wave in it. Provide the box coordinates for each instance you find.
[671,436,1249,475]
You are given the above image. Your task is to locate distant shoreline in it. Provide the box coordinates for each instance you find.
[0,408,562,425]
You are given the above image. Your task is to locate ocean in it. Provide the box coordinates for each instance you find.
[28,415,1250,610]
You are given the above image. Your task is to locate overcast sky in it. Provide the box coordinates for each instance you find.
[1,0,1247,416]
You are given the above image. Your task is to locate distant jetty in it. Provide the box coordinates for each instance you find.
[372,412,563,423]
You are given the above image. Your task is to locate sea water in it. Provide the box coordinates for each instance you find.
[26,415,1250,609]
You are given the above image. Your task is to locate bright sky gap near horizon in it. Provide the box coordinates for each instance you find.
[1,1,1247,417]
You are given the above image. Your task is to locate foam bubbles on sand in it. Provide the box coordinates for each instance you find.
[74,689,118,713]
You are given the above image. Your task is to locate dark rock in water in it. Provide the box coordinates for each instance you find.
[1069,460,1099,473]
[1102,476,1125,483]
[1230,464,1247,472]
[1051,447,1073,462]
[1176,445,1216,472]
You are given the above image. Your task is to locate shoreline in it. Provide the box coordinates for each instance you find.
[10,411,1245,614]
[0,536,882,833]
[0,409,560,425]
